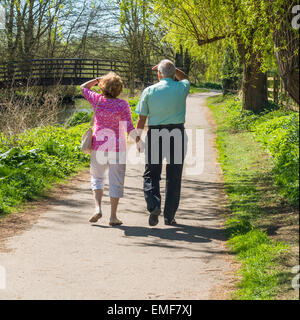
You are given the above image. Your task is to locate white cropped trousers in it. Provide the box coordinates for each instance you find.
[90,151,126,198]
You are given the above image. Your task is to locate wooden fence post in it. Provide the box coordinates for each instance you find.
[273,75,279,104]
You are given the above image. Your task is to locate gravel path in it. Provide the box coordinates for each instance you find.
[0,92,235,300]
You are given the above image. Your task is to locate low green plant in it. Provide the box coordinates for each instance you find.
[189,84,210,94]
[66,111,93,127]
[127,96,140,125]
[229,230,288,300]
[193,81,222,90]
[221,97,299,206]
[224,98,259,131]
[0,124,89,215]
[254,114,299,204]
[207,94,294,300]
[0,93,143,215]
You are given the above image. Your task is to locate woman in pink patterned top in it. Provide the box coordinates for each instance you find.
[80,72,143,226]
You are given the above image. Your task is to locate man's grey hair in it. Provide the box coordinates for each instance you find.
[158,59,176,79]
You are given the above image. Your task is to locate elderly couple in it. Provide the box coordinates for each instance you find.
[80,59,190,227]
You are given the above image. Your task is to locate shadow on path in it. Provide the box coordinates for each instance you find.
[92,223,226,245]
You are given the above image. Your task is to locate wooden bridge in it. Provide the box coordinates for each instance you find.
[0,58,156,89]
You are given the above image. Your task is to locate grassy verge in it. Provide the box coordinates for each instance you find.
[192,81,222,91]
[207,94,299,300]
[0,124,90,216]
[0,96,140,217]
[189,85,211,94]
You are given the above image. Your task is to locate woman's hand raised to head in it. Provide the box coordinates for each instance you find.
[80,77,102,92]
[152,65,159,71]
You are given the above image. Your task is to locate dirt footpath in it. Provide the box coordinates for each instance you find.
[0,92,235,300]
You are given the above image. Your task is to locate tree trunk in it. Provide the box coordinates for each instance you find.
[239,44,268,112]
[184,49,191,75]
[175,45,184,69]
[242,64,268,112]
[272,1,299,105]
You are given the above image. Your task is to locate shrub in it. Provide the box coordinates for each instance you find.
[66,111,92,127]
[0,124,89,214]
[223,97,299,206]
[191,81,222,90]
[254,114,299,204]
[127,97,139,125]
[221,46,242,95]
[224,98,259,131]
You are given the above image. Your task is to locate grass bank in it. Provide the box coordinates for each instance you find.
[0,96,139,217]
[0,124,90,215]
[207,94,299,300]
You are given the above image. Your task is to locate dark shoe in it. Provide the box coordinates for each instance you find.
[149,207,161,226]
[164,218,177,225]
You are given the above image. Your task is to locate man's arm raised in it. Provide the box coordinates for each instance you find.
[152,64,189,81]
[175,68,189,81]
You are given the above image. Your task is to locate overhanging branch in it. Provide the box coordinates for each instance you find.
[197,35,228,46]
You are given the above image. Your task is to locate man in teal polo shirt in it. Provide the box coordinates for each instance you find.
[135,59,190,226]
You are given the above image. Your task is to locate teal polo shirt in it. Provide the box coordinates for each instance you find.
[135,78,190,125]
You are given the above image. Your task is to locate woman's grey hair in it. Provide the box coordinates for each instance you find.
[158,59,176,79]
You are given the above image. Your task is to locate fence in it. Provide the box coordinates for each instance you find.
[267,72,299,111]
[0,58,156,91]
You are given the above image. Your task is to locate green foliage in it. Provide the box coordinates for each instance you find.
[189,86,209,94]
[189,83,222,93]
[192,82,222,90]
[229,230,288,300]
[152,0,226,82]
[254,114,299,204]
[0,124,89,215]
[221,46,243,94]
[207,94,293,299]
[67,96,140,130]
[224,98,260,131]
[66,111,93,127]
[0,92,143,215]
[222,97,299,205]
[127,96,140,126]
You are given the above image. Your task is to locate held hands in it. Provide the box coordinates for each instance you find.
[136,137,145,153]
[128,129,145,153]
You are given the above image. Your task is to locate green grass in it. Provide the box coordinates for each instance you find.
[0,94,141,217]
[192,81,222,90]
[127,96,140,126]
[189,85,211,94]
[207,94,297,300]
[0,124,90,216]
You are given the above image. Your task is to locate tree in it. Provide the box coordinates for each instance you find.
[2,0,66,61]
[118,0,176,93]
[221,46,242,95]
[270,1,299,104]
[223,0,299,105]
[151,0,270,111]
[0,0,111,61]
[175,45,191,75]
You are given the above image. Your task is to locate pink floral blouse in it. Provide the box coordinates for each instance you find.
[83,88,135,152]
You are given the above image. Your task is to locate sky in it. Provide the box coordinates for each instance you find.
[0,3,5,30]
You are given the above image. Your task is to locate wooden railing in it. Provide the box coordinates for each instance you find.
[267,72,299,111]
[0,58,156,88]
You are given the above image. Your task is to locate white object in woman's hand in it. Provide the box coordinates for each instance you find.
[136,140,145,153]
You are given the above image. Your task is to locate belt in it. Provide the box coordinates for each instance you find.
[148,123,185,130]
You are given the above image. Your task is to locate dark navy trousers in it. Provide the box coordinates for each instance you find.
[143,123,187,222]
